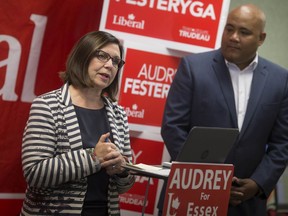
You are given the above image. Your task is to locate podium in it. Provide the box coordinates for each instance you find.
[124,162,234,216]
[123,163,170,215]
[162,162,234,216]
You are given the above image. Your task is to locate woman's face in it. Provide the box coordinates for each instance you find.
[87,43,121,90]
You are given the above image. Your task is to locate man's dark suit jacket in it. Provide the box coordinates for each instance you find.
[160,49,288,216]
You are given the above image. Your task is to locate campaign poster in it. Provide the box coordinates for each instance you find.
[163,162,234,216]
[118,48,180,131]
[0,0,103,214]
[120,136,165,215]
[100,0,231,52]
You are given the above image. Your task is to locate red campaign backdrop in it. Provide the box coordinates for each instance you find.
[102,0,226,49]
[0,0,104,214]
[0,1,232,215]
[120,137,164,214]
[119,48,180,128]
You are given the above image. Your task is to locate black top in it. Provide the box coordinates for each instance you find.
[74,105,110,207]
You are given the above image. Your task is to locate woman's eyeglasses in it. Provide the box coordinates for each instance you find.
[94,49,125,69]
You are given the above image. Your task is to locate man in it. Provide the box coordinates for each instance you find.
[159,4,288,216]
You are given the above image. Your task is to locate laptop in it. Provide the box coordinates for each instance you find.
[175,126,239,163]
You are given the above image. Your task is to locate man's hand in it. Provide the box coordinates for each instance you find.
[229,177,260,206]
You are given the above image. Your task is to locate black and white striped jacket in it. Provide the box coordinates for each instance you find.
[21,83,134,215]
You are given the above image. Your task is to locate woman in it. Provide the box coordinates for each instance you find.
[21,31,135,215]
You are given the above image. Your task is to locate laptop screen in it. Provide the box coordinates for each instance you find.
[175,126,239,163]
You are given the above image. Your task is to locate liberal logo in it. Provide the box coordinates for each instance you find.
[125,104,145,119]
[112,14,145,29]
[166,193,180,216]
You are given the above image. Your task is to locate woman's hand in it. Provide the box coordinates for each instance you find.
[93,132,116,161]
[94,133,127,176]
[103,151,127,176]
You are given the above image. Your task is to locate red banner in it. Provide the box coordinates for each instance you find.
[120,137,164,214]
[100,0,230,52]
[163,162,234,216]
[0,0,103,214]
[119,48,180,129]
[1,0,232,215]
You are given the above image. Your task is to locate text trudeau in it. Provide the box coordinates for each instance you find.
[123,63,177,99]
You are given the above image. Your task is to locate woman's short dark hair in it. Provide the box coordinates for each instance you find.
[59,31,124,101]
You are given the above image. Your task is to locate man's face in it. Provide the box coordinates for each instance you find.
[221,8,266,69]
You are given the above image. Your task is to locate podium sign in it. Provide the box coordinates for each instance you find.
[163,162,234,216]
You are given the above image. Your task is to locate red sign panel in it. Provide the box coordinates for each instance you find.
[101,0,230,51]
[163,162,234,216]
[119,48,180,128]
[0,0,103,214]
[120,137,164,214]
